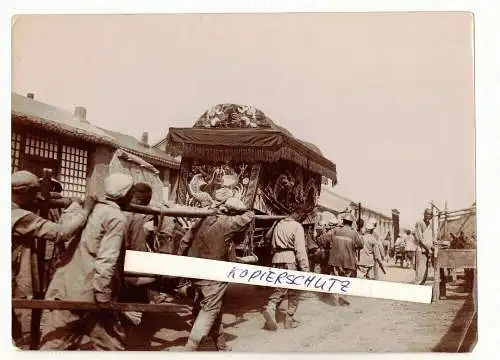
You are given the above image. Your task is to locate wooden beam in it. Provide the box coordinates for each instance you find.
[126,203,286,221]
[29,168,52,350]
[12,299,191,313]
[438,249,476,269]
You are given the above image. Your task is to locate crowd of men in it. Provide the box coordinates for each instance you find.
[11,169,442,351]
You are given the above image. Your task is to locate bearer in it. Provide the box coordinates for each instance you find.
[176,196,255,351]
[11,170,95,348]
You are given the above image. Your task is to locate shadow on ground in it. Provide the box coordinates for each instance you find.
[432,294,476,352]
[124,283,273,350]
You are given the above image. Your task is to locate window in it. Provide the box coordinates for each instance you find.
[13,129,89,199]
[25,132,58,160]
[11,132,21,172]
[60,145,88,198]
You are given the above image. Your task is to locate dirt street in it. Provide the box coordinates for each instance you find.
[126,262,475,352]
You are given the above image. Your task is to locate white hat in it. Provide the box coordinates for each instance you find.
[214,187,233,203]
[12,170,40,190]
[104,173,134,200]
[224,197,247,212]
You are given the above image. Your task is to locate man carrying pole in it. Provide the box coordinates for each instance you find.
[11,170,95,349]
[176,196,255,351]
[39,173,134,350]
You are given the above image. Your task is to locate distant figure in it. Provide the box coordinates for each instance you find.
[309,218,337,275]
[357,222,384,279]
[404,229,417,269]
[325,213,364,305]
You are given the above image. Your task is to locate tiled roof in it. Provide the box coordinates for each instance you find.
[99,128,180,169]
[318,185,392,219]
[317,186,352,213]
[11,92,118,147]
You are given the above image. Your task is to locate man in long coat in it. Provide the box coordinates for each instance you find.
[39,173,134,350]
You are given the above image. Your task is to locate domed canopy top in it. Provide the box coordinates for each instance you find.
[194,104,275,130]
[194,103,323,152]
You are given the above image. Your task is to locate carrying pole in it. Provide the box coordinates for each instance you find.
[29,168,52,349]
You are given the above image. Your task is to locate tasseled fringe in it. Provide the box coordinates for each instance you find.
[165,141,337,182]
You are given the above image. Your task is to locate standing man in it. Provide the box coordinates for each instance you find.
[309,217,336,275]
[119,183,156,328]
[413,208,435,285]
[326,213,364,305]
[262,210,310,331]
[40,173,135,350]
[176,197,255,351]
[404,229,417,269]
[368,218,384,278]
[357,222,384,279]
[11,170,94,348]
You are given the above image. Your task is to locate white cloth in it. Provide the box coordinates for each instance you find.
[224,197,246,211]
[404,234,417,251]
[104,173,134,200]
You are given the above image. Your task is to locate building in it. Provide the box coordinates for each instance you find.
[319,176,395,243]
[11,92,118,198]
[11,92,180,201]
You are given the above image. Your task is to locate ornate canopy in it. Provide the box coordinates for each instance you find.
[166,103,337,183]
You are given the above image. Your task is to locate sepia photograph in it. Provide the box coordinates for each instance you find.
[10,11,476,353]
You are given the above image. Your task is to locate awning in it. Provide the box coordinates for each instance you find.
[166,127,337,182]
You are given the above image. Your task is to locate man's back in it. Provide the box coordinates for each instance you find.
[358,233,380,266]
[124,212,153,252]
[46,201,126,303]
[327,225,363,270]
[186,211,255,262]
[271,218,309,271]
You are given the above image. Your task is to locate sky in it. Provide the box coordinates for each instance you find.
[11,13,475,229]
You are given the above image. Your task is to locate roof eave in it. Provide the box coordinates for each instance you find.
[12,112,119,148]
[119,146,180,169]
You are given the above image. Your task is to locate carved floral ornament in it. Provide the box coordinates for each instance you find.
[194,104,273,129]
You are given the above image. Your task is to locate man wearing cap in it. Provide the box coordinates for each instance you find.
[262,209,310,331]
[413,208,435,285]
[314,217,338,275]
[325,213,364,305]
[11,170,95,348]
[39,173,135,350]
[357,222,384,280]
[176,196,255,351]
[308,222,328,275]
